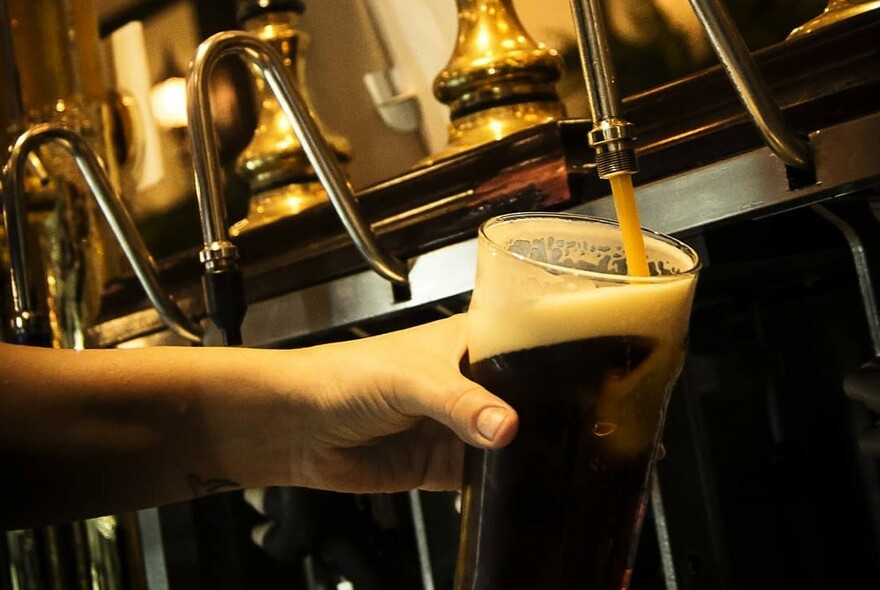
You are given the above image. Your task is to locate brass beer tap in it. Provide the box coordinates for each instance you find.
[789,0,880,39]
[231,0,352,236]
[426,0,566,165]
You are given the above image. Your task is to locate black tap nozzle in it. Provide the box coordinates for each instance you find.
[201,267,246,347]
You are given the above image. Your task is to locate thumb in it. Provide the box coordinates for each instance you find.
[400,378,519,450]
[369,314,519,448]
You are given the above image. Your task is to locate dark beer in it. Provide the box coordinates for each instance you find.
[456,213,699,590]
[457,334,683,589]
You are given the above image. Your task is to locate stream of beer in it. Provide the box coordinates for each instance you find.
[609,173,650,277]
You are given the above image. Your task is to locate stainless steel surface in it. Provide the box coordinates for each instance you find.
[186,31,408,286]
[688,0,813,171]
[4,529,44,590]
[0,150,42,341]
[1,0,36,337]
[650,473,680,590]
[26,152,51,185]
[89,108,880,350]
[104,236,475,349]
[2,124,203,343]
[185,32,242,276]
[228,236,477,348]
[567,0,638,178]
[137,509,170,590]
[408,490,436,590]
[575,111,880,231]
[813,204,880,356]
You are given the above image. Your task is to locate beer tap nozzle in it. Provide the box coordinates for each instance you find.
[568,0,639,180]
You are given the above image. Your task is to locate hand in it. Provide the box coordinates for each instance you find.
[0,313,518,528]
[282,314,519,493]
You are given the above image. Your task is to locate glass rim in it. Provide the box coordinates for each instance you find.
[478,211,702,283]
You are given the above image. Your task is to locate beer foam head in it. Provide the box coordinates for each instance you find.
[467,214,700,361]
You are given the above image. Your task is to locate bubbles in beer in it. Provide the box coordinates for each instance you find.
[506,235,629,275]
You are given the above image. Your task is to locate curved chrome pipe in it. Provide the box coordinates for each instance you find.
[1,124,204,344]
[689,0,812,171]
[186,30,408,286]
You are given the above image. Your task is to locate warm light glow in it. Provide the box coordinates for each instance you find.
[488,118,506,140]
[149,77,188,129]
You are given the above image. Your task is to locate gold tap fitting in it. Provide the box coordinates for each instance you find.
[231,6,351,236]
[426,0,566,165]
[788,0,880,39]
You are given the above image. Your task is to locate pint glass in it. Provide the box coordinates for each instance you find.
[455,212,701,589]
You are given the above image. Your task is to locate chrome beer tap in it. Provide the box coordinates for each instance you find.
[568,0,639,180]
[1,125,204,345]
[567,0,813,179]
[185,31,409,345]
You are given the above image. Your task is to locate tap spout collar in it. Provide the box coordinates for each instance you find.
[1,124,204,344]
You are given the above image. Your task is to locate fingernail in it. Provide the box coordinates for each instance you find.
[477,407,508,442]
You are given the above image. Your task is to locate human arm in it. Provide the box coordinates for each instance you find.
[0,314,518,530]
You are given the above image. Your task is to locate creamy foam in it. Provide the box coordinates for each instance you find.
[467,215,699,362]
[468,277,696,362]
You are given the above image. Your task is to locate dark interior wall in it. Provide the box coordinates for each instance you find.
[649,197,880,589]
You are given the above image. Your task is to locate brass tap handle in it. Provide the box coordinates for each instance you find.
[186,31,409,288]
[230,0,353,236]
[1,124,204,344]
[434,0,564,117]
[426,0,566,163]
